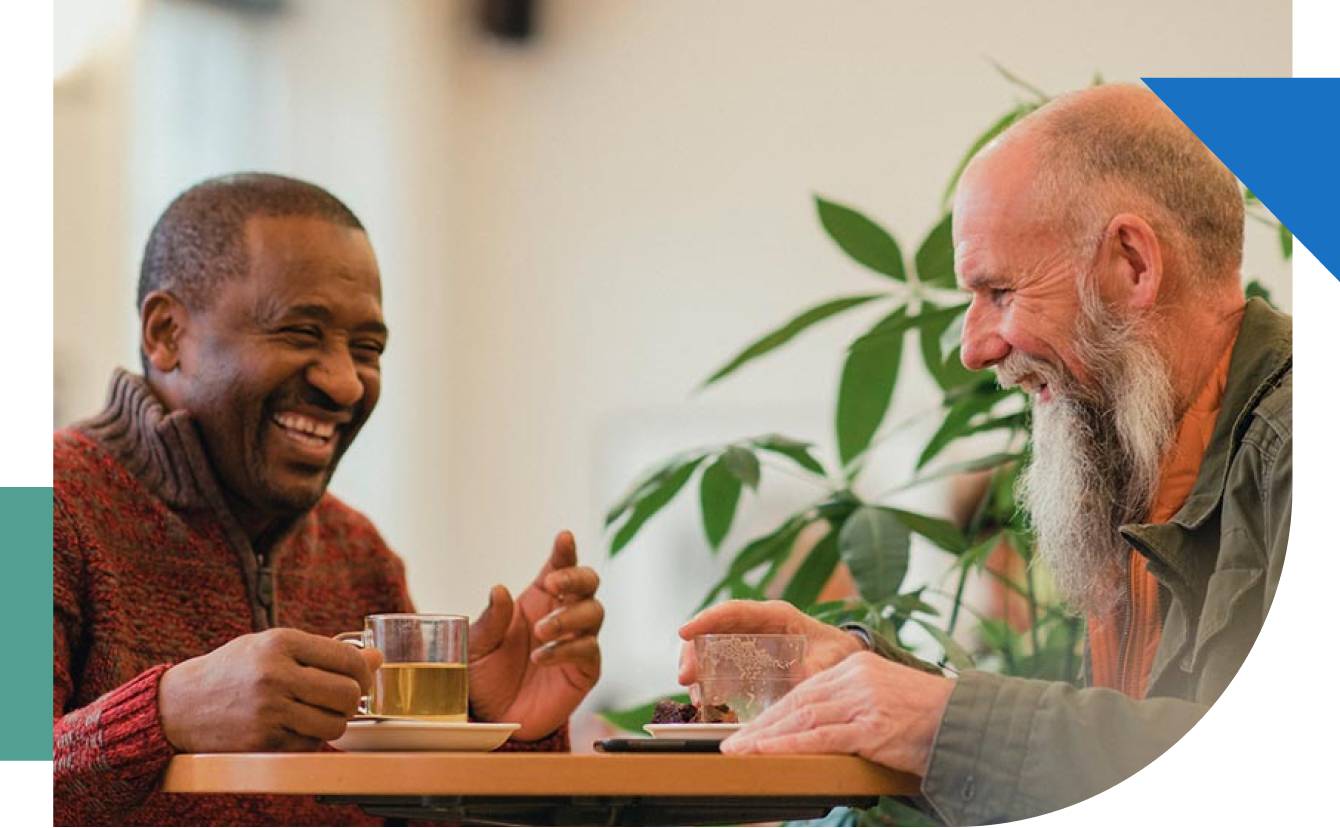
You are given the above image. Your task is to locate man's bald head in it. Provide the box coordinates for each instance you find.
[962,84,1244,285]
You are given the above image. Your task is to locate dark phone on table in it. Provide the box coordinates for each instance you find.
[594,738,721,753]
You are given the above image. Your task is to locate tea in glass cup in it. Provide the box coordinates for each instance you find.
[337,613,469,721]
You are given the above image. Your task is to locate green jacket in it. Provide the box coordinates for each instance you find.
[921,299,1292,824]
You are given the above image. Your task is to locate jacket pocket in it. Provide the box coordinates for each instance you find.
[1190,568,1263,671]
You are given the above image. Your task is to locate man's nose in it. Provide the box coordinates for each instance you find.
[959,302,1010,371]
[307,345,364,408]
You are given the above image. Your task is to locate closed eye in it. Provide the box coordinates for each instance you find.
[353,339,386,361]
[280,325,322,342]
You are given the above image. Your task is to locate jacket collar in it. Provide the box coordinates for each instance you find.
[1121,298,1292,595]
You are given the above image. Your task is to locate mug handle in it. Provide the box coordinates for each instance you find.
[334,631,371,715]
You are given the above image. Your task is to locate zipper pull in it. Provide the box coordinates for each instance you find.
[257,563,275,617]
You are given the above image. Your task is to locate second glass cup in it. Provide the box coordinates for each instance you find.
[337,613,469,722]
[693,633,807,722]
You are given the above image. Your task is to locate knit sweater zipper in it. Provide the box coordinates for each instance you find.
[256,552,275,628]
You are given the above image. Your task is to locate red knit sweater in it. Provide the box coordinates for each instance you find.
[54,371,566,826]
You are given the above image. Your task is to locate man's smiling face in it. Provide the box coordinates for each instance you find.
[952,137,1101,405]
[951,136,1178,615]
[170,214,387,535]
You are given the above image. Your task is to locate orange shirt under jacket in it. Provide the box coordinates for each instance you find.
[1087,338,1237,699]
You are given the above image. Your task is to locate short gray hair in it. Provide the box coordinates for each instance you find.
[1024,86,1244,282]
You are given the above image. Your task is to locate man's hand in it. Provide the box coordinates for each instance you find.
[721,651,955,777]
[157,628,382,753]
[467,530,603,741]
[677,599,866,686]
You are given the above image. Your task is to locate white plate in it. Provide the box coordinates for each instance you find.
[330,720,520,752]
[643,723,743,742]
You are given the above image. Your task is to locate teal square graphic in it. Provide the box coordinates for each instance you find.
[1,488,53,760]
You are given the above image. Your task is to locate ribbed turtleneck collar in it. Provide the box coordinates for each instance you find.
[74,369,229,513]
[72,369,310,629]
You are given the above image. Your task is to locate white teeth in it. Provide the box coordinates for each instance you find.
[273,413,336,440]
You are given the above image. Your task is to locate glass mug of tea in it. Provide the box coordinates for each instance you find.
[336,613,470,722]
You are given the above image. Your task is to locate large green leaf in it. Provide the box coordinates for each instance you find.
[917,387,1013,469]
[898,451,1021,493]
[959,532,1005,573]
[917,302,979,392]
[721,444,761,491]
[939,311,967,358]
[699,456,743,552]
[609,457,705,555]
[914,213,957,288]
[816,196,906,281]
[847,304,922,356]
[963,412,1028,441]
[751,433,825,476]
[885,507,969,553]
[701,294,885,388]
[942,104,1038,209]
[910,617,974,672]
[699,516,812,610]
[781,524,840,609]
[1278,222,1293,260]
[837,307,907,468]
[977,618,1018,657]
[894,589,940,618]
[1245,279,1274,306]
[598,693,691,734]
[839,505,911,606]
[806,600,861,626]
[605,451,698,527]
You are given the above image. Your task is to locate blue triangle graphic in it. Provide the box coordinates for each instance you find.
[1143,78,1340,283]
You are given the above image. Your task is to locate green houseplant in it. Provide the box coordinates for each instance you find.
[600,73,1288,825]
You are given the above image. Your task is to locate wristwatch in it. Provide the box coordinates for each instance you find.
[840,622,877,652]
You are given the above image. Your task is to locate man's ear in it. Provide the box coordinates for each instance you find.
[1101,213,1163,311]
[140,290,188,374]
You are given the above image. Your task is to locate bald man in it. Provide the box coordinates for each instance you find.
[679,85,1291,823]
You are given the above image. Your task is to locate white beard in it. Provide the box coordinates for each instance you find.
[1000,298,1177,617]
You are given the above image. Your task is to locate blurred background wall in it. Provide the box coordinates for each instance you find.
[54,0,1291,724]
[0,90,51,479]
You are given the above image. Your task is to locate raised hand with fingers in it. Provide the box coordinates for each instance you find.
[467,530,603,740]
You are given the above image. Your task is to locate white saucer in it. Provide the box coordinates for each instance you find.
[330,720,520,752]
[643,723,743,742]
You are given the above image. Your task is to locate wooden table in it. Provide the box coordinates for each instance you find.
[162,752,920,826]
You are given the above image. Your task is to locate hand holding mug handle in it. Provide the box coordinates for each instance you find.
[335,631,378,715]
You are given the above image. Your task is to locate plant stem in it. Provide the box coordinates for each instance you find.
[923,585,989,626]
[946,563,971,637]
[842,400,947,482]
[756,457,836,492]
[1246,211,1280,229]
[946,463,1007,635]
[1025,558,1041,656]
[1065,616,1080,683]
